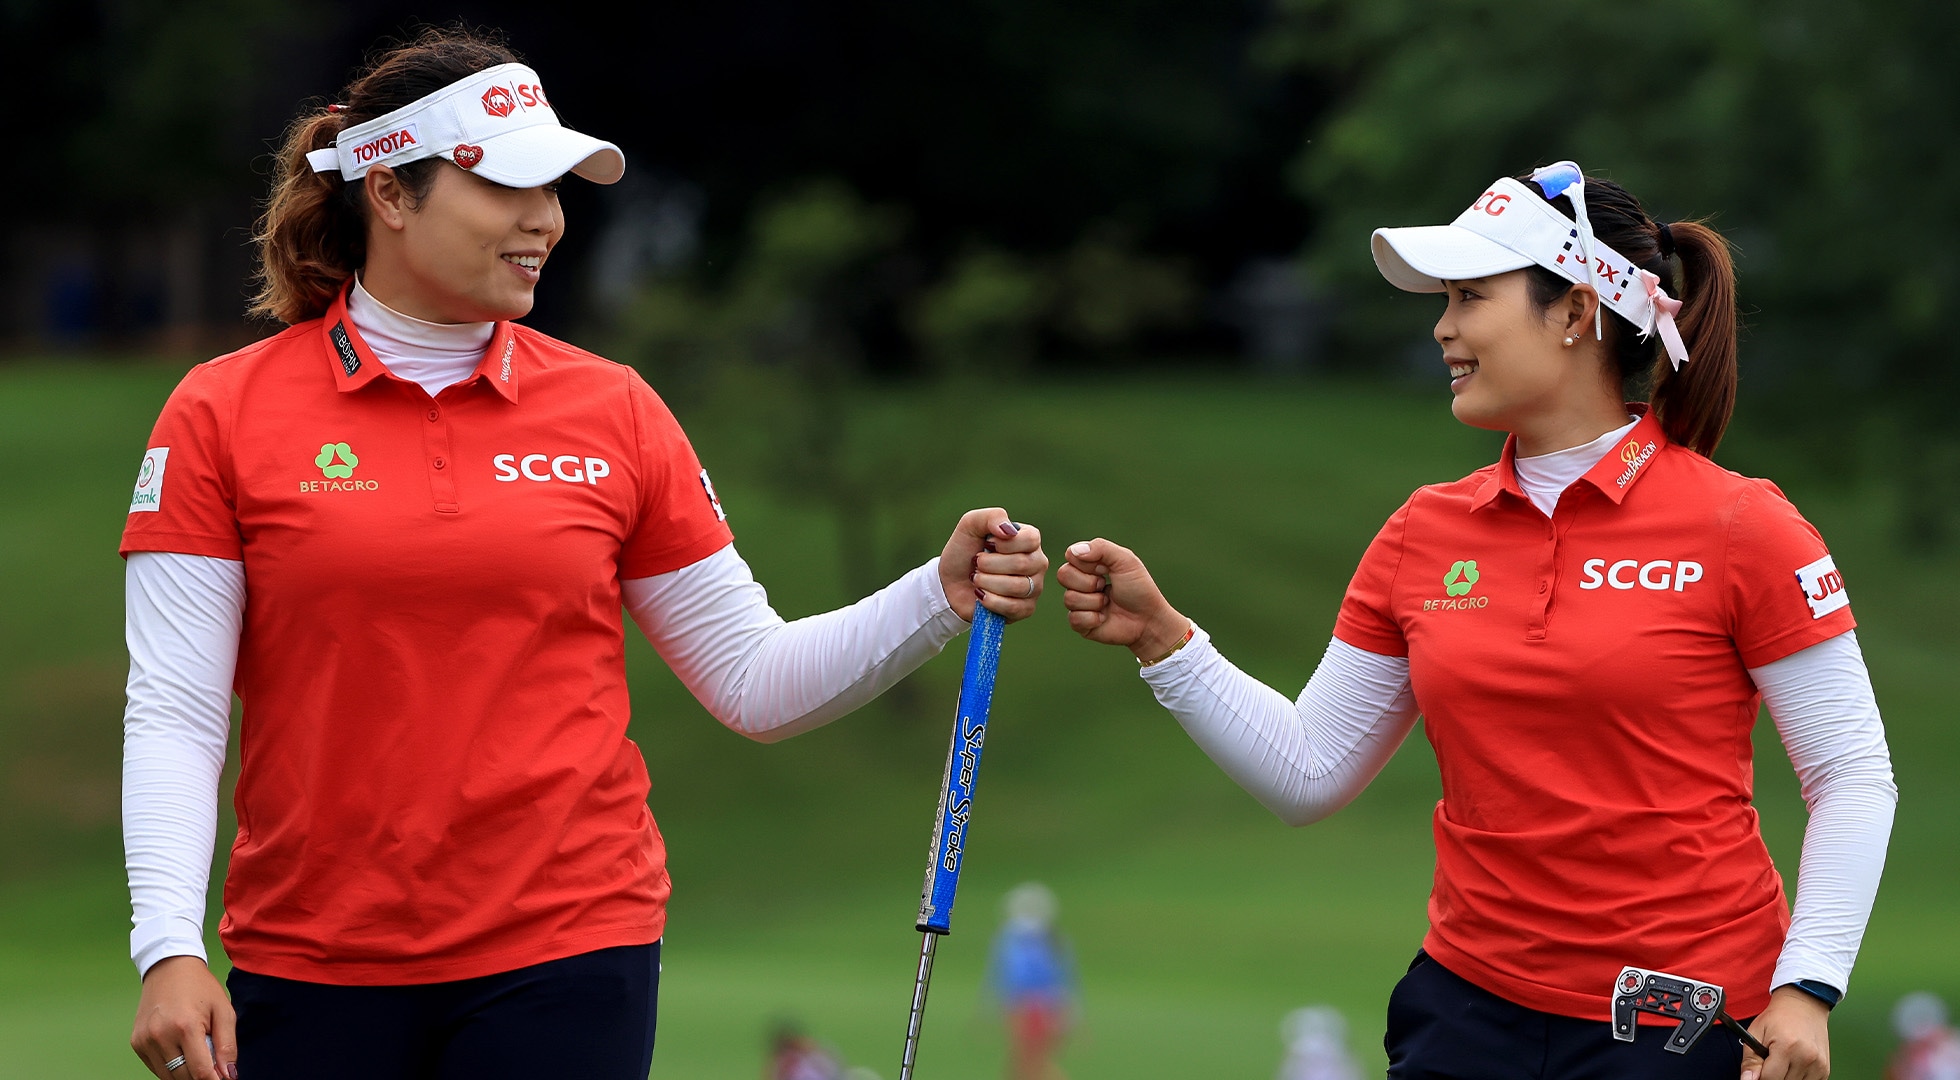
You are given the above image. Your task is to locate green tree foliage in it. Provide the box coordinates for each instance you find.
[616,183,1206,602]
[11,0,314,207]
[1262,0,1960,542]
[616,181,953,600]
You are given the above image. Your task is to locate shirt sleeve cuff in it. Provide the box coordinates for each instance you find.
[1770,954,1851,1002]
[132,914,210,978]
[918,557,969,644]
[1137,625,1214,688]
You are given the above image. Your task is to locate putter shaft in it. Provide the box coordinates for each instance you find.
[899,931,941,1079]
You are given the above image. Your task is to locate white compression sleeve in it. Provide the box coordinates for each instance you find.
[1753,630,1897,997]
[623,544,970,742]
[1138,629,1418,825]
[123,551,244,977]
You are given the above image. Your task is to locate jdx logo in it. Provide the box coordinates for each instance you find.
[1794,554,1850,620]
[493,453,611,484]
[1580,558,1704,592]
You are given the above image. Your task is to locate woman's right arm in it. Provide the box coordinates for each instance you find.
[124,550,243,1080]
[1059,538,1417,824]
[1140,632,1417,825]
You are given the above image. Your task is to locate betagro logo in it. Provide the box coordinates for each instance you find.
[301,442,379,493]
[1424,559,1489,611]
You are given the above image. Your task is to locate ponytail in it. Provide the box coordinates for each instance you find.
[1646,221,1738,455]
[248,26,518,325]
[250,110,364,325]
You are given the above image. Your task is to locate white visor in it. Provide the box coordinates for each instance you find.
[1372,167,1689,368]
[305,63,623,188]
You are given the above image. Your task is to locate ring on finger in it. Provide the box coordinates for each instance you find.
[165,1055,187,1073]
[1021,575,1035,598]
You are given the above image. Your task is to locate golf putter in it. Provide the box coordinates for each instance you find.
[898,594,1008,1079]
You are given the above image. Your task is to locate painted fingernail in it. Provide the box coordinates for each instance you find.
[225,1063,240,1080]
[996,521,1020,538]
[1069,542,1091,557]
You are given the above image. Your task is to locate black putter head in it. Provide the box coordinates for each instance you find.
[1611,966,1725,1054]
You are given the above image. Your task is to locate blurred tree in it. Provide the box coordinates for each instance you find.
[1051,224,1200,358]
[914,248,1050,376]
[11,0,316,208]
[617,180,955,601]
[1261,0,1960,544]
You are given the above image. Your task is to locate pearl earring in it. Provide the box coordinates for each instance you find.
[1563,336,1575,347]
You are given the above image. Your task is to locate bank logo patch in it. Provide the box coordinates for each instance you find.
[315,443,359,479]
[1795,554,1850,620]
[1443,560,1480,597]
[129,447,168,513]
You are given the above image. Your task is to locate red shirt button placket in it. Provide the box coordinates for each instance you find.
[423,402,460,513]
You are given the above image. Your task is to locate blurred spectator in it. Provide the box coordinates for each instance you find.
[768,1020,845,1080]
[1891,993,1960,1080]
[1277,1005,1361,1080]
[986,882,1077,1080]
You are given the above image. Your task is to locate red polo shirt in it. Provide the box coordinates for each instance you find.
[1334,411,1855,1021]
[121,287,732,984]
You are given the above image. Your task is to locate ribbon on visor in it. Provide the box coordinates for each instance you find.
[1531,160,1691,370]
[1637,269,1691,370]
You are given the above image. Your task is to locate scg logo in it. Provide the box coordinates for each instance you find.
[482,82,550,118]
[1471,190,1511,216]
[493,453,611,484]
[1579,558,1704,592]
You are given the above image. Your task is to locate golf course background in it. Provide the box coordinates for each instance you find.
[2,359,1954,1077]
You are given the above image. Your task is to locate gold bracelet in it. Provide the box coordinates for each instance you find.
[1139,624,1196,667]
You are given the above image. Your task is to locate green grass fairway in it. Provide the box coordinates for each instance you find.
[1,360,1954,1077]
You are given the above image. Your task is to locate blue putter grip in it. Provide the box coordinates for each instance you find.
[915,606,1006,934]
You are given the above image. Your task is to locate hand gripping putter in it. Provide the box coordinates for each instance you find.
[898,602,1008,1079]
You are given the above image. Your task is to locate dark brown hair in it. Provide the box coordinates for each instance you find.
[1520,172,1739,456]
[250,27,519,324]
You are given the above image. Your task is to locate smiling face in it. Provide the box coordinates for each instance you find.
[361,163,564,324]
[1435,269,1610,441]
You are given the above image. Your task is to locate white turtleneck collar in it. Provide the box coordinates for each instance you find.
[1512,416,1641,516]
[347,278,497,398]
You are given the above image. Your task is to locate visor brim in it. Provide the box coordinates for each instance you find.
[466,125,625,188]
[1372,225,1536,293]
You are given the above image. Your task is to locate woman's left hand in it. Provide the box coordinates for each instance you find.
[1741,986,1831,1080]
[939,508,1047,623]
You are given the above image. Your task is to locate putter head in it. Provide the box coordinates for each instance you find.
[1611,966,1724,1054]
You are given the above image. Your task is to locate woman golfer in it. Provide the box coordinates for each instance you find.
[1060,162,1894,1079]
[121,29,1047,1080]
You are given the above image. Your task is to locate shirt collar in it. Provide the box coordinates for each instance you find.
[320,283,520,403]
[1471,405,1667,511]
